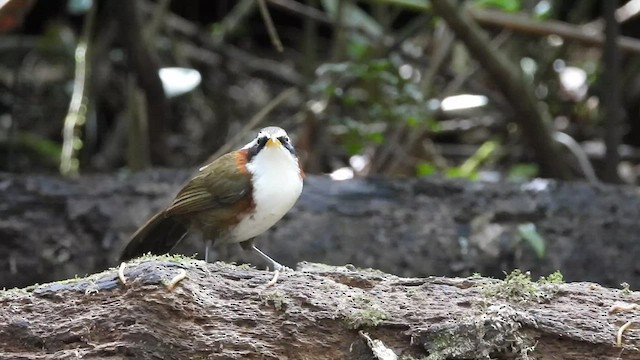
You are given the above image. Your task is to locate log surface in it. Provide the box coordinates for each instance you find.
[1,171,640,289]
[0,260,639,359]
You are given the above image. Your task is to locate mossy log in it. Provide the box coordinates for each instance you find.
[2,170,640,290]
[1,259,639,359]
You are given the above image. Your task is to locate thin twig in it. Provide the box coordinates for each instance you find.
[617,321,633,346]
[60,1,97,176]
[257,0,284,52]
[143,0,172,42]
[165,269,187,291]
[470,8,640,55]
[268,0,330,24]
[362,0,640,54]
[359,331,398,360]
[265,269,280,288]
[127,77,150,170]
[118,262,127,285]
[609,303,639,314]
[214,0,257,44]
[553,132,600,184]
[138,1,302,85]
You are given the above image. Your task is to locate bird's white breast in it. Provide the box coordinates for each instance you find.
[230,147,303,242]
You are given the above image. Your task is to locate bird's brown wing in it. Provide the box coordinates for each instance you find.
[165,151,252,216]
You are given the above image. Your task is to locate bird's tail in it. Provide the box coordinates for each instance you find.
[119,212,188,261]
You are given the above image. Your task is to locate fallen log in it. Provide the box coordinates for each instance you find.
[1,171,640,289]
[0,259,638,359]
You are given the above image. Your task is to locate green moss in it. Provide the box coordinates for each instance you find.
[400,354,428,360]
[0,287,29,300]
[538,271,564,285]
[482,270,535,302]
[481,269,563,304]
[621,282,631,295]
[343,307,388,329]
[422,330,478,360]
[426,335,453,360]
[133,253,198,264]
[84,279,100,295]
[340,293,390,329]
[423,303,536,359]
[1,272,101,298]
[261,290,288,311]
[1,255,199,299]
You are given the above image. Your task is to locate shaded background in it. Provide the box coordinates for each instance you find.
[1,0,640,288]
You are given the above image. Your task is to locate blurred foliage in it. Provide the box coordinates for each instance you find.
[17,132,62,161]
[416,161,437,176]
[508,163,539,181]
[474,0,521,12]
[518,223,546,258]
[311,55,438,156]
[0,0,637,184]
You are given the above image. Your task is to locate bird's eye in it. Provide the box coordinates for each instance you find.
[257,137,267,146]
[278,136,290,144]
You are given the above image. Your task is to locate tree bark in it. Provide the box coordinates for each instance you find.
[113,0,169,165]
[1,260,638,359]
[602,0,623,183]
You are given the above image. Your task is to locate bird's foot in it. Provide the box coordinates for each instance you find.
[271,262,293,272]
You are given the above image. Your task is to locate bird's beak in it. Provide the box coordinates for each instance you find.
[266,137,281,148]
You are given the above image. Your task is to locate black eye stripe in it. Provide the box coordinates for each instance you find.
[282,141,296,155]
[247,134,296,161]
[247,136,268,161]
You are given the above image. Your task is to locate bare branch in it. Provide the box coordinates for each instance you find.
[430,0,571,179]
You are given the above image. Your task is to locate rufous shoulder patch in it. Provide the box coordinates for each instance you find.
[235,149,250,174]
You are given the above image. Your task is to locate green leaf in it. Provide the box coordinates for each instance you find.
[457,140,499,178]
[406,116,420,127]
[347,41,371,61]
[518,223,546,258]
[474,0,521,12]
[368,132,384,144]
[507,163,539,182]
[417,162,437,176]
[446,166,478,180]
[17,133,62,162]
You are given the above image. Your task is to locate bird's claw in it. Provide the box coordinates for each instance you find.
[272,262,293,272]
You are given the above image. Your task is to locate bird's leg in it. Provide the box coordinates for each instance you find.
[250,245,291,272]
[204,239,212,263]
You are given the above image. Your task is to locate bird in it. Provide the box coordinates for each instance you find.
[119,126,303,272]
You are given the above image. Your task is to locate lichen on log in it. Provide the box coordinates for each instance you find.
[1,258,639,359]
